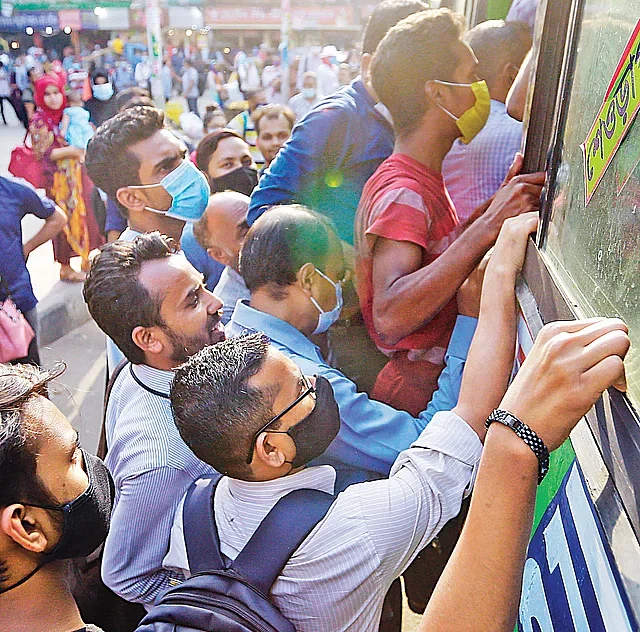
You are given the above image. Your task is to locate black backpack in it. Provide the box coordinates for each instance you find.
[136,475,334,632]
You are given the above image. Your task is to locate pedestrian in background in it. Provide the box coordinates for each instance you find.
[29,74,104,282]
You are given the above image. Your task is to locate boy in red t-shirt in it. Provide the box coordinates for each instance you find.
[354,9,544,415]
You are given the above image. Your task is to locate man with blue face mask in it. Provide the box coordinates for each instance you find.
[85,105,220,373]
[227,204,480,490]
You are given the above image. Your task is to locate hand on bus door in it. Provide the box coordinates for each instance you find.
[481,164,545,240]
[499,317,629,452]
[486,212,538,279]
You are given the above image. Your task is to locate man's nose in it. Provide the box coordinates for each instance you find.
[205,290,223,313]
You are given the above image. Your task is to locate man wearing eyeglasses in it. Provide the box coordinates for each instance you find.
[162,212,622,632]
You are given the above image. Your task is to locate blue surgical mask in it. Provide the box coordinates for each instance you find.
[135,160,211,221]
[92,82,113,101]
[302,88,316,100]
[309,268,343,335]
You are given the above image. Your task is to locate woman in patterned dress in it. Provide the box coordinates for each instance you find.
[29,73,103,282]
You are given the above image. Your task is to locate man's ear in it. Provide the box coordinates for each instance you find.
[296,262,316,293]
[131,325,166,358]
[115,186,148,214]
[504,62,520,88]
[207,246,231,268]
[360,53,372,82]
[255,432,290,470]
[0,505,50,554]
[425,80,446,109]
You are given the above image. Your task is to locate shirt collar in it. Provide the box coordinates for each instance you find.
[130,363,174,397]
[230,300,323,363]
[227,465,336,504]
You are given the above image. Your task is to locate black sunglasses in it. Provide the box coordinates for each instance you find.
[245,374,316,464]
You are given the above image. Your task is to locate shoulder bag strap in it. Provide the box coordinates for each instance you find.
[183,475,224,574]
[96,359,128,460]
[232,488,335,595]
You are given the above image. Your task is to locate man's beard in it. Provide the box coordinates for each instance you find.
[163,313,223,366]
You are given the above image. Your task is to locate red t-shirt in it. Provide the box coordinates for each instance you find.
[354,153,461,363]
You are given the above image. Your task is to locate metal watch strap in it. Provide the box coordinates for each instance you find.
[485,409,550,484]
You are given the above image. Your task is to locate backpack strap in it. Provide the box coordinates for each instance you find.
[183,475,224,575]
[96,359,128,460]
[232,488,335,595]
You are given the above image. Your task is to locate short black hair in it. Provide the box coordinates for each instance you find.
[0,363,65,585]
[361,0,430,54]
[465,20,532,84]
[83,232,178,364]
[372,9,465,136]
[195,128,244,175]
[240,205,338,300]
[85,106,165,210]
[171,333,274,480]
[115,86,151,111]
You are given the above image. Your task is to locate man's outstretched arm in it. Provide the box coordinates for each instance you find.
[419,317,630,632]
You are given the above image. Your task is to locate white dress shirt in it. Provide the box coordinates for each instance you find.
[164,410,481,631]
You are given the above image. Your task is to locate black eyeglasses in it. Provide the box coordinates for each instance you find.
[245,374,316,464]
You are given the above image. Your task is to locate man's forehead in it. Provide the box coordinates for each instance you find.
[129,129,183,164]
[138,253,200,295]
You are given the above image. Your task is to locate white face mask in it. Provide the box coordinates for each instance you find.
[308,268,343,335]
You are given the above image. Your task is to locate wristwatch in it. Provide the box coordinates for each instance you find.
[485,409,550,484]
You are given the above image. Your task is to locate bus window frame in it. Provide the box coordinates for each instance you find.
[519,0,640,543]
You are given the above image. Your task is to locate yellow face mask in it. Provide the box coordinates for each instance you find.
[434,80,491,144]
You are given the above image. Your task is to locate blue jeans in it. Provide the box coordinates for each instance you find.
[187,97,199,115]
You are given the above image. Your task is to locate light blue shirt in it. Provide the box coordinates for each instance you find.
[102,363,216,605]
[227,300,477,488]
[442,100,523,223]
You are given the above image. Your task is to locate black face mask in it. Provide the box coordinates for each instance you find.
[210,166,259,196]
[275,375,341,469]
[0,451,113,595]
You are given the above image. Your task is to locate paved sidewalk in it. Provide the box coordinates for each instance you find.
[1,109,92,346]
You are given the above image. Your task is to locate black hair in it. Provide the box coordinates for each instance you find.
[85,106,165,212]
[361,0,430,54]
[171,333,273,480]
[371,8,465,136]
[203,103,226,129]
[195,128,244,174]
[465,20,532,84]
[240,205,338,301]
[115,86,151,111]
[83,232,179,365]
[0,363,65,586]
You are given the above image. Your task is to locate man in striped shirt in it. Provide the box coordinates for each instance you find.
[84,233,225,606]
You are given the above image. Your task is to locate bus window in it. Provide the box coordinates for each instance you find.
[543,2,640,410]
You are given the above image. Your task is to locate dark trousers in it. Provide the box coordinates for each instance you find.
[0,95,17,124]
[187,97,199,115]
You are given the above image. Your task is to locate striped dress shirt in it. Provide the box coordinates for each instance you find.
[102,363,216,605]
[164,410,482,631]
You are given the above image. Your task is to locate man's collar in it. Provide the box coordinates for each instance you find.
[227,465,336,504]
[130,363,174,397]
[229,300,322,363]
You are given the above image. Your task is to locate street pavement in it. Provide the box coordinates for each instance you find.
[41,318,106,454]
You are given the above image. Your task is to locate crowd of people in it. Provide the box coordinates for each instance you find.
[0,1,631,631]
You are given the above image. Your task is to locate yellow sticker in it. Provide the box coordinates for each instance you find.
[582,19,640,205]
